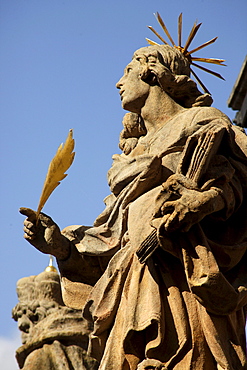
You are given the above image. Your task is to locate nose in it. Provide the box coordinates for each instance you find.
[116,76,124,89]
[18,315,31,333]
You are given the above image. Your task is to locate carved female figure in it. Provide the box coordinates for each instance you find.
[21,44,247,369]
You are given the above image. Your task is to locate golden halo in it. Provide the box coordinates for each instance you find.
[147,12,226,94]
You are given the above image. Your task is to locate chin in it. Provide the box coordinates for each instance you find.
[122,101,141,114]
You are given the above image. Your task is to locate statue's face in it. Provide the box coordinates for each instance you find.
[116,59,150,113]
[12,303,38,344]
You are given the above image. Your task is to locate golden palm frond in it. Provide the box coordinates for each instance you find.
[147,12,226,94]
[36,129,75,223]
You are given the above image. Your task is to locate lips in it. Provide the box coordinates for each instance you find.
[119,90,124,100]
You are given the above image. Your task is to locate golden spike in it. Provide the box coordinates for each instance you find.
[191,57,226,65]
[191,62,225,80]
[148,26,168,44]
[155,12,176,46]
[36,129,75,223]
[190,68,211,94]
[183,22,202,54]
[178,13,183,47]
[187,37,218,55]
[146,13,226,88]
[146,38,160,46]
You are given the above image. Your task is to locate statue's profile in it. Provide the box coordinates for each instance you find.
[20,14,247,370]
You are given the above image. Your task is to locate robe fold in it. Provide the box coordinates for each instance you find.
[59,107,247,369]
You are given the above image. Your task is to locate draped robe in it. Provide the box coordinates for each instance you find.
[58,106,247,369]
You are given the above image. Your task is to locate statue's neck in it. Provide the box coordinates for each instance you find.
[140,86,185,134]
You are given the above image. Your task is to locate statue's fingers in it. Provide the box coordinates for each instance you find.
[160,200,175,215]
[19,207,37,223]
[23,217,35,226]
[164,210,179,232]
[23,219,38,239]
[38,212,55,227]
[23,222,35,234]
[23,228,35,240]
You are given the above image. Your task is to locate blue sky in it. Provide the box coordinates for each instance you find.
[0,0,246,368]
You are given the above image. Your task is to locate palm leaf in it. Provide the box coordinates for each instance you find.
[36,129,75,221]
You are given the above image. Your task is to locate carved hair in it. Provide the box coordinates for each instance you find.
[119,113,146,155]
[133,45,213,108]
[119,45,213,155]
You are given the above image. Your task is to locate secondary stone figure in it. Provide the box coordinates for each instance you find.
[21,43,247,369]
[12,268,98,369]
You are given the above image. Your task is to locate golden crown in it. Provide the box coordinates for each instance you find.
[147,13,226,94]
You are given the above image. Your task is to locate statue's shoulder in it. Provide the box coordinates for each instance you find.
[189,106,232,126]
[188,106,247,157]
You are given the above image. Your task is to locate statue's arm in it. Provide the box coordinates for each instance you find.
[154,122,236,233]
[20,207,103,286]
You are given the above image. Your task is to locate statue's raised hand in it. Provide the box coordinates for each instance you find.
[20,207,70,260]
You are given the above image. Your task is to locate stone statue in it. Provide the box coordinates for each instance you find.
[12,268,98,369]
[20,43,247,369]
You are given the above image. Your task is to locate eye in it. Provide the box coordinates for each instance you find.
[126,67,132,74]
[29,313,39,323]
